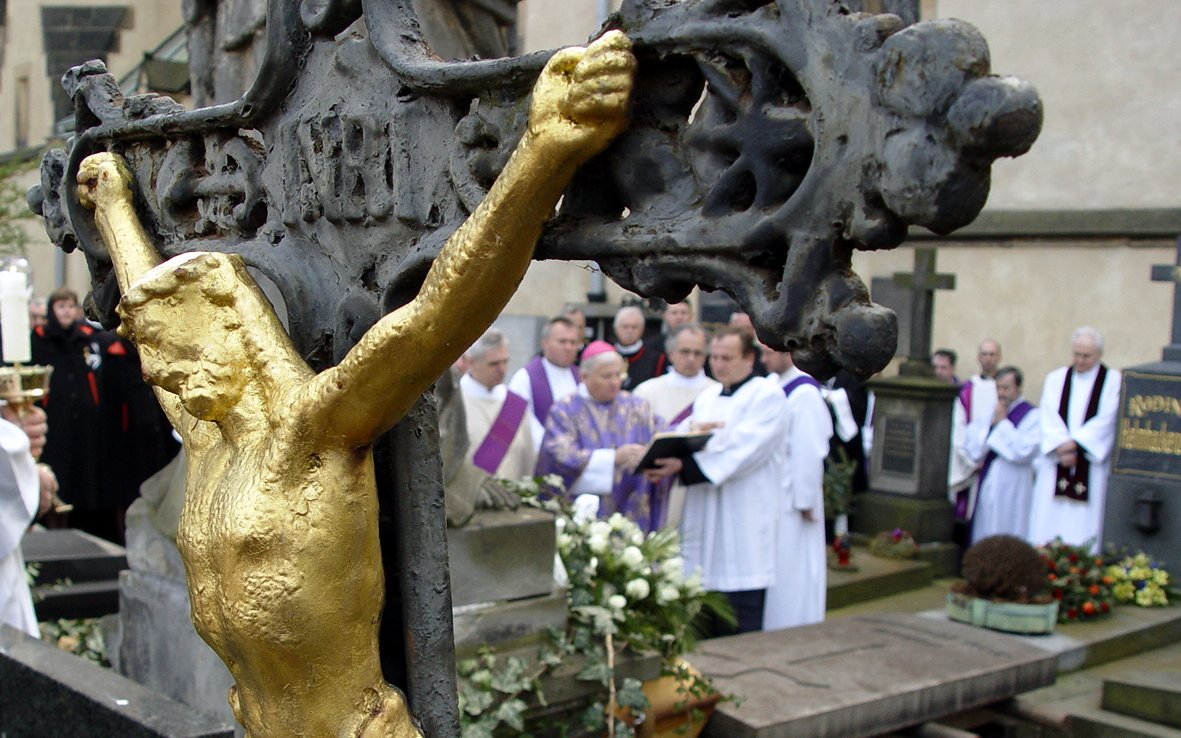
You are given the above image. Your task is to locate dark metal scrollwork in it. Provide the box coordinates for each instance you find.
[29,0,1041,380]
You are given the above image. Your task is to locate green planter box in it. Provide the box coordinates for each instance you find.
[946,593,1058,635]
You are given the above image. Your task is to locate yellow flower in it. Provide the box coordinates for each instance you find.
[1154,569,1170,586]
[1136,588,1156,607]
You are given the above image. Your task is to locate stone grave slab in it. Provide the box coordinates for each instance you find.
[0,624,234,738]
[693,612,1057,738]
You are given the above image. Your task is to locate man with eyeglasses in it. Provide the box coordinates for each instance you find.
[633,324,718,428]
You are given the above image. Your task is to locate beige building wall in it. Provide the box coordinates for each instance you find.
[854,241,1173,396]
[0,0,183,299]
[931,1,1181,210]
[504,0,637,322]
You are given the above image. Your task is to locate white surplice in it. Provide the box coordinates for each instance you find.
[632,370,719,428]
[0,419,41,637]
[678,376,788,593]
[1028,364,1121,549]
[963,399,1041,543]
[459,373,537,481]
[763,368,833,630]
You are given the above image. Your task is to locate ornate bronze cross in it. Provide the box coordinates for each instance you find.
[29,1,1042,732]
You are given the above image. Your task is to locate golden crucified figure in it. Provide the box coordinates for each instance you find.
[76,32,634,738]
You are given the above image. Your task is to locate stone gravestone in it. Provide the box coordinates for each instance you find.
[28,0,1041,731]
[854,247,961,571]
[1104,237,1181,568]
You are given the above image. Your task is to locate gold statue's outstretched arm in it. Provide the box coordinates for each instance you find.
[77,154,164,289]
[322,31,635,446]
[76,154,200,438]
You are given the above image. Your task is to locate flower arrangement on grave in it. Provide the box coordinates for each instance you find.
[954,535,1050,603]
[455,475,731,738]
[1105,552,1175,608]
[947,536,1058,634]
[869,528,920,559]
[1038,538,1115,623]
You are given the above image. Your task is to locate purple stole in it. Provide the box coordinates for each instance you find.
[525,356,580,425]
[471,390,529,475]
[976,400,1034,488]
[668,403,694,428]
[958,382,973,423]
[783,375,821,397]
[1055,365,1108,502]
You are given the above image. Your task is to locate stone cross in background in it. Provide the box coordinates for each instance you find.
[1150,237,1181,362]
[892,246,955,376]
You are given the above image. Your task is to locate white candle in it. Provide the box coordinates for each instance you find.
[0,271,31,364]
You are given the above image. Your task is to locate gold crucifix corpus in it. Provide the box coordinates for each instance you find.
[76,32,634,738]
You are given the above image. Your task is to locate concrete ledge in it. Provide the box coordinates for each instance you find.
[919,603,1181,673]
[826,550,933,610]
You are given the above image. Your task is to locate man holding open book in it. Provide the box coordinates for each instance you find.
[644,327,789,636]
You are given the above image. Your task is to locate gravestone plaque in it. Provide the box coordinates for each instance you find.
[694,612,1056,738]
[880,416,918,476]
[1106,238,1181,569]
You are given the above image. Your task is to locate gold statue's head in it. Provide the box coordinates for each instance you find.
[118,251,294,421]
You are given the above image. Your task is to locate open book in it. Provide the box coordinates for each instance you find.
[635,431,713,471]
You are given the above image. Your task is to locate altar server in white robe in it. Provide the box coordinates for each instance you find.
[645,327,788,636]
[760,346,832,630]
[964,366,1040,543]
[0,407,56,637]
[1029,328,1121,549]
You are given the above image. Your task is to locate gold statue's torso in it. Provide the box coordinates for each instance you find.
[177,406,396,735]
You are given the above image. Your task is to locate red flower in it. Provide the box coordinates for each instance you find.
[1100,602,1110,613]
[1082,602,1096,616]
[1089,585,1100,595]
[1053,590,1064,600]
[1048,574,1057,581]
[1067,608,1078,619]
[1068,554,1079,563]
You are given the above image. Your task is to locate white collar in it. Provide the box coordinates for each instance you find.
[615,340,644,354]
[460,372,504,400]
[667,369,709,387]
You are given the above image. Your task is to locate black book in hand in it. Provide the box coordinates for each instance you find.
[635,431,713,471]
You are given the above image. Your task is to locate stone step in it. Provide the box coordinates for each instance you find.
[22,528,128,584]
[33,578,122,620]
[1064,698,1181,738]
[826,547,934,610]
[1103,672,1181,729]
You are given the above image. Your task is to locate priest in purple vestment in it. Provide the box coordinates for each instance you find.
[536,341,667,532]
